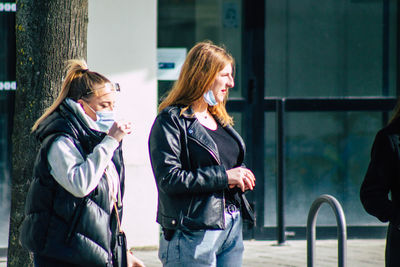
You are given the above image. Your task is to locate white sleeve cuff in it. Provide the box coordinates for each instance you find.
[102,135,120,151]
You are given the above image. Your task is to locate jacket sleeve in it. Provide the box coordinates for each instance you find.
[48,135,119,198]
[148,111,228,195]
[360,131,397,223]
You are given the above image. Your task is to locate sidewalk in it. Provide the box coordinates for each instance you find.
[0,239,385,266]
[131,239,386,267]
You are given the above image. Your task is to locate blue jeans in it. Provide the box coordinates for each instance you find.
[158,211,244,267]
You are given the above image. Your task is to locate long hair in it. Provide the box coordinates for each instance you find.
[389,100,400,123]
[31,59,110,131]
[158,41,235,126]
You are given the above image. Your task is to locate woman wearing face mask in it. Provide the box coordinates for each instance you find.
[148,41,256,267]
[19,59,145,267]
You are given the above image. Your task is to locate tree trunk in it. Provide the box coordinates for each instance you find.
[8,1,88,266]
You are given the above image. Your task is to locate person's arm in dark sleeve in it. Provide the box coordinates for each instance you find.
[360,131,397,223]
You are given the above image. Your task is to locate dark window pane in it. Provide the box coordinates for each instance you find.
[158,0,243,98]
[265,0,397,97]
[284,111,383,226]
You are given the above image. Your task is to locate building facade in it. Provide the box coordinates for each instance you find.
[0,1,16,249]
[0,0,399,249]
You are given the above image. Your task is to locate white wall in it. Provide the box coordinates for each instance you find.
[88,0,159,247]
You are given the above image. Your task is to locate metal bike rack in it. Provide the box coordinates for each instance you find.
[306,194,347,267]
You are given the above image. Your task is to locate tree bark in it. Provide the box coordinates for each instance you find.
[8,1,88,266]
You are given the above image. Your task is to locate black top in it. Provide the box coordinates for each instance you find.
[204,122,241,208]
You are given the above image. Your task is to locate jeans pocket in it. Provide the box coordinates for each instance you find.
[179,229,220,265]
[180,228,206,241]
[159,230,181,264]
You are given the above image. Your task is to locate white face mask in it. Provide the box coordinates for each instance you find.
[84,101,115,132]
[203,90,218,106]
[95,110,115,132]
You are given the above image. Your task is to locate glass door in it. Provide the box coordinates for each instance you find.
[260,0,398,240]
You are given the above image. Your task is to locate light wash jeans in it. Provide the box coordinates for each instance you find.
[158,211,244,267]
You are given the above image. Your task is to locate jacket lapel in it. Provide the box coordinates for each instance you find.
[182,106,221,163]
[181,106,246,166]
[187,120,220,163]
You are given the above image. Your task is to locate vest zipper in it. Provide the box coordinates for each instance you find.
[65,198,88,244]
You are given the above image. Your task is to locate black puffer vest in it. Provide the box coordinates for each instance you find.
[19,100,125,267]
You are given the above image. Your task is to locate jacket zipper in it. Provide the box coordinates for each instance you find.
[222,190,226,228]
[66,198,88,244]
[187,135,226,227]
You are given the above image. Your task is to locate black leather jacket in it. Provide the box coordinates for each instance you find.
[361,117,400,225]
[19,100,125,267]
[360,117,400,266]
[148,105,255,232]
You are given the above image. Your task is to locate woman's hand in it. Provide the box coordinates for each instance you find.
[127,250,145,267]
[226,167,256,192]
[108,120,132,142]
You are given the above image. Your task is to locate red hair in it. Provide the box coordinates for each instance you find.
[158,41,235,126]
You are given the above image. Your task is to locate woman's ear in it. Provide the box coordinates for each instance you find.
[78,99,97,121]
[77,99,88,114]
[77,99,84,106]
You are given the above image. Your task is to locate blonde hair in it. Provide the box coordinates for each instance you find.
[31,59,110,131]
[158,41,235,126]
